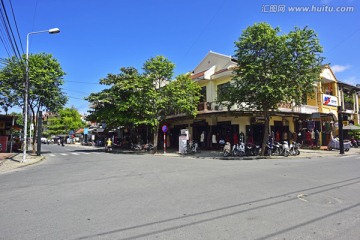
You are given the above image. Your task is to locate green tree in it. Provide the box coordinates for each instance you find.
[86,56,202,152]
[219,23,324,155]
[86,67,145,129]
[44,107,84,137]
[0,53,67,152]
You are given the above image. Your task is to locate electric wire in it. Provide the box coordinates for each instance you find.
[327,28,360,53]
[65,80,100,85]
[0,33,11,57]
[0,0,22,60]
[0,13,13,58]
[8,0,24,54]
[31,0,38,32]
[0,0,21,59]
[183,0,228,58]
[62,88,93,95]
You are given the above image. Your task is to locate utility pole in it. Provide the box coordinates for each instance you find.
[37,111,42,156]
[338,106,344,154]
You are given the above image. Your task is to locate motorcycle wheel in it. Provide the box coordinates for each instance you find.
[223,151,229,157]
[284,150,289,157]
[232,149,239,156]
[273,148,280,156]
[296,150,300,155]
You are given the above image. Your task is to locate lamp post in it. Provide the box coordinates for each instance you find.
[22,28,60,162]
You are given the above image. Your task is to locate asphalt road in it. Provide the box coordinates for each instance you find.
[0,144,359,240]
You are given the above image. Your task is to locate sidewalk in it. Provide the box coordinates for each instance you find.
[0,152,44,174]
[1,145,359,174]
[154,146,360,160]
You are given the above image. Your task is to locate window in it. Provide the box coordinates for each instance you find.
[217,82,230,100]
[200,86,206,102]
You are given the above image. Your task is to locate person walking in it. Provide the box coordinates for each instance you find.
[106,138,112,152]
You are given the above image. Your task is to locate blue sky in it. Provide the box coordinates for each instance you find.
[2,0,360,114]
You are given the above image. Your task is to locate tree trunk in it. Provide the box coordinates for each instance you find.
[260,109,270,156]
[152,123,159,154]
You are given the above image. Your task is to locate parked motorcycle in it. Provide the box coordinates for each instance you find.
[245,143,260,156]
[350,137,358,148]
[232,142,245,156]
[280,141,290,157]
[131,143,142,151]
[289,142,301,156]
[223,142,231,157]
[143,143,154,151]
[270,141,281,156]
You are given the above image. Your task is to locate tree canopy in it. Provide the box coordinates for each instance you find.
[0,53,67,151]
[86,56,201,150]
[219,22,324,155]
[44,107,84,137]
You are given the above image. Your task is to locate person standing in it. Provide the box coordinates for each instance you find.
[314,130,320,147]
[212,133,217,149]
[200,131,205,148]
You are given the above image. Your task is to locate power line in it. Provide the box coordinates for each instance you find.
[327,28,360,53]
[68,96,85,100]
[65,80,100,85]
[0,0,22,59]
[62,88,92,95]
[0,0,21,59]
[31,0,38,32]
[8,0,24,54]
[183,0,228,58]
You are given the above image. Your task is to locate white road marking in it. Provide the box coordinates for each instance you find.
[60,153,68,156]
[71,153,80,155]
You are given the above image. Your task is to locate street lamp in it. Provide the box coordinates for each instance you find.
[22,28,60,162]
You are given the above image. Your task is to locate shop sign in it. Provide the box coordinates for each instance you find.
[180,129,189,140]
[251,117,265,124]
[323,94,338,107]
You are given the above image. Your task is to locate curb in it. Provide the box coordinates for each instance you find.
[0,154,45,174]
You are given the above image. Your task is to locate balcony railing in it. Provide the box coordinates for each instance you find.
[197,102,212,111]
[292,105,319,114]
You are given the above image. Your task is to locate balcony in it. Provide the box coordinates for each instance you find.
[292,105,319,114]
[197,102,212,111]
[278,102,293,112]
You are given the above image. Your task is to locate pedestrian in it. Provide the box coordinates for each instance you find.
[314,130,320,147]
[106,138,112,152]
[212,133,217,149]
[200,131,205,148]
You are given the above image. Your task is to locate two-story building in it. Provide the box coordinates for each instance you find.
[164,51,360,149]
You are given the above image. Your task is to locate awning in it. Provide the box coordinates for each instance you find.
[343,125,360,130]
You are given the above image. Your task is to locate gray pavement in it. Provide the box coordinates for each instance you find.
[1,143,359,174]
[1,144,360,239]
